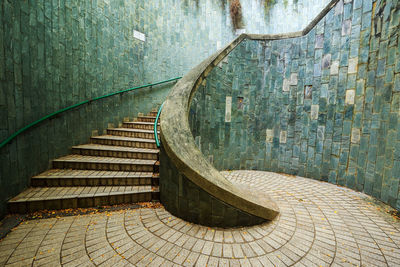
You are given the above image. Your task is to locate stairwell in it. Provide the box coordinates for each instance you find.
[8,109,161,214]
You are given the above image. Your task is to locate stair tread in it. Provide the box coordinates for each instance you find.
[53,155,157,165]
[124,121,160,125]
[9,186,157,202]
[137,115,157,119]
[32,169,155,179]
[72,144,159,153]
[91,135,156,143]
[108,128,160,133]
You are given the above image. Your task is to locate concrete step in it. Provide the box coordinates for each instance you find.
[52,155,157,172]
[107,128,159,139]
[136,116,157,123]
[31,169,159,187]
[122,121,160,130]
[71,144,159,160]
[148,111,158,117]
[90,135,157,149]
[8,186,159,214]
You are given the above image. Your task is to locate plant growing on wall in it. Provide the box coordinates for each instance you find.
[263,0,278,13]
[230,0,244,29]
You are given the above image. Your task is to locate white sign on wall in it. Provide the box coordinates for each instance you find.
[133,30,146,42]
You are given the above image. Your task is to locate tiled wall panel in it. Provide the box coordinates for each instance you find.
[190,0,400,211]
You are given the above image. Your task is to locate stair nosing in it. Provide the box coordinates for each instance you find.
[32,174,156,179]
[90,135,156,143]
[123,121,160,125]
[137,116,157,118]
[53,157,157,165]
[8,186,158,203]
[71,144,159,153]
[107,128,160,133]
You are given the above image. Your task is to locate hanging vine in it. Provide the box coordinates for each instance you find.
[230,0,244,29]
[263,0,278,14]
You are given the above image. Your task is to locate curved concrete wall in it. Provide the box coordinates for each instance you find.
[160,33,283,227]
[159,0,355,226]
[190,0,400,211]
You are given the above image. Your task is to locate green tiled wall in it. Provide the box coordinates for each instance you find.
[0,0,344,218]
[190,0,400,211]
[0,0,163,218]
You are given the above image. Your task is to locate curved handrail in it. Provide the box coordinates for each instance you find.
[0,77,181,149]
[154,102,164,148]
[160,0,340,221]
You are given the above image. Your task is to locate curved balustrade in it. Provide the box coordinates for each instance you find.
[159,0,340,227]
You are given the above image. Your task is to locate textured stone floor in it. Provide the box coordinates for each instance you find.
[1,170,400,267]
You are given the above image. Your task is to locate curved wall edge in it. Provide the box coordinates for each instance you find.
[160,0,343,227]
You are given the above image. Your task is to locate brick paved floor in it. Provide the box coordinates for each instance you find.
[1,170,400,266]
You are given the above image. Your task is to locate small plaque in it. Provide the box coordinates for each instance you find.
[283,78,290,92]
[133,30,146,42]
[280,131,287,144]
[342,20,352,36]
[290,73,298,85]
[330,61,339,75]
[345,90,355,105]
[351,128,361,143]
[266,129,274,143]
[225,96,232,122]
[348,57,358,74]
[311,105,319,120]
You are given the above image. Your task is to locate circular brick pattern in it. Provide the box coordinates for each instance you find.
[1,171,400,266]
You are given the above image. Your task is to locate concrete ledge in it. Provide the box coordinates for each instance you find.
[161,35,279,226]
[159,145,267,227]
[160,0,341,227]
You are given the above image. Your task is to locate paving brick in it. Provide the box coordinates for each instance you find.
[2,170,400,266]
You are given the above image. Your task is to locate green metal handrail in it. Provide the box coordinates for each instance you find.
[154,102,164,148]
[0,77,182,149]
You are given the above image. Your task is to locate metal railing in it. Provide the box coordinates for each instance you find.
[0,77,182,149]
[154,102,164,148]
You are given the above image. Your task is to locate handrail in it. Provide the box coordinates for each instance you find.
[0,77,182,149]
[154,102,164,148]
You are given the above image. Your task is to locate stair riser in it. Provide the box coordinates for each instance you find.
[91,138,157,149]
[52,161,155,172]
[31,177,159,187]
[122,123,159,130]
[71,148,158,160]
[107,129,156,139]
[8,192,159,213]
[136,117,156,123]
